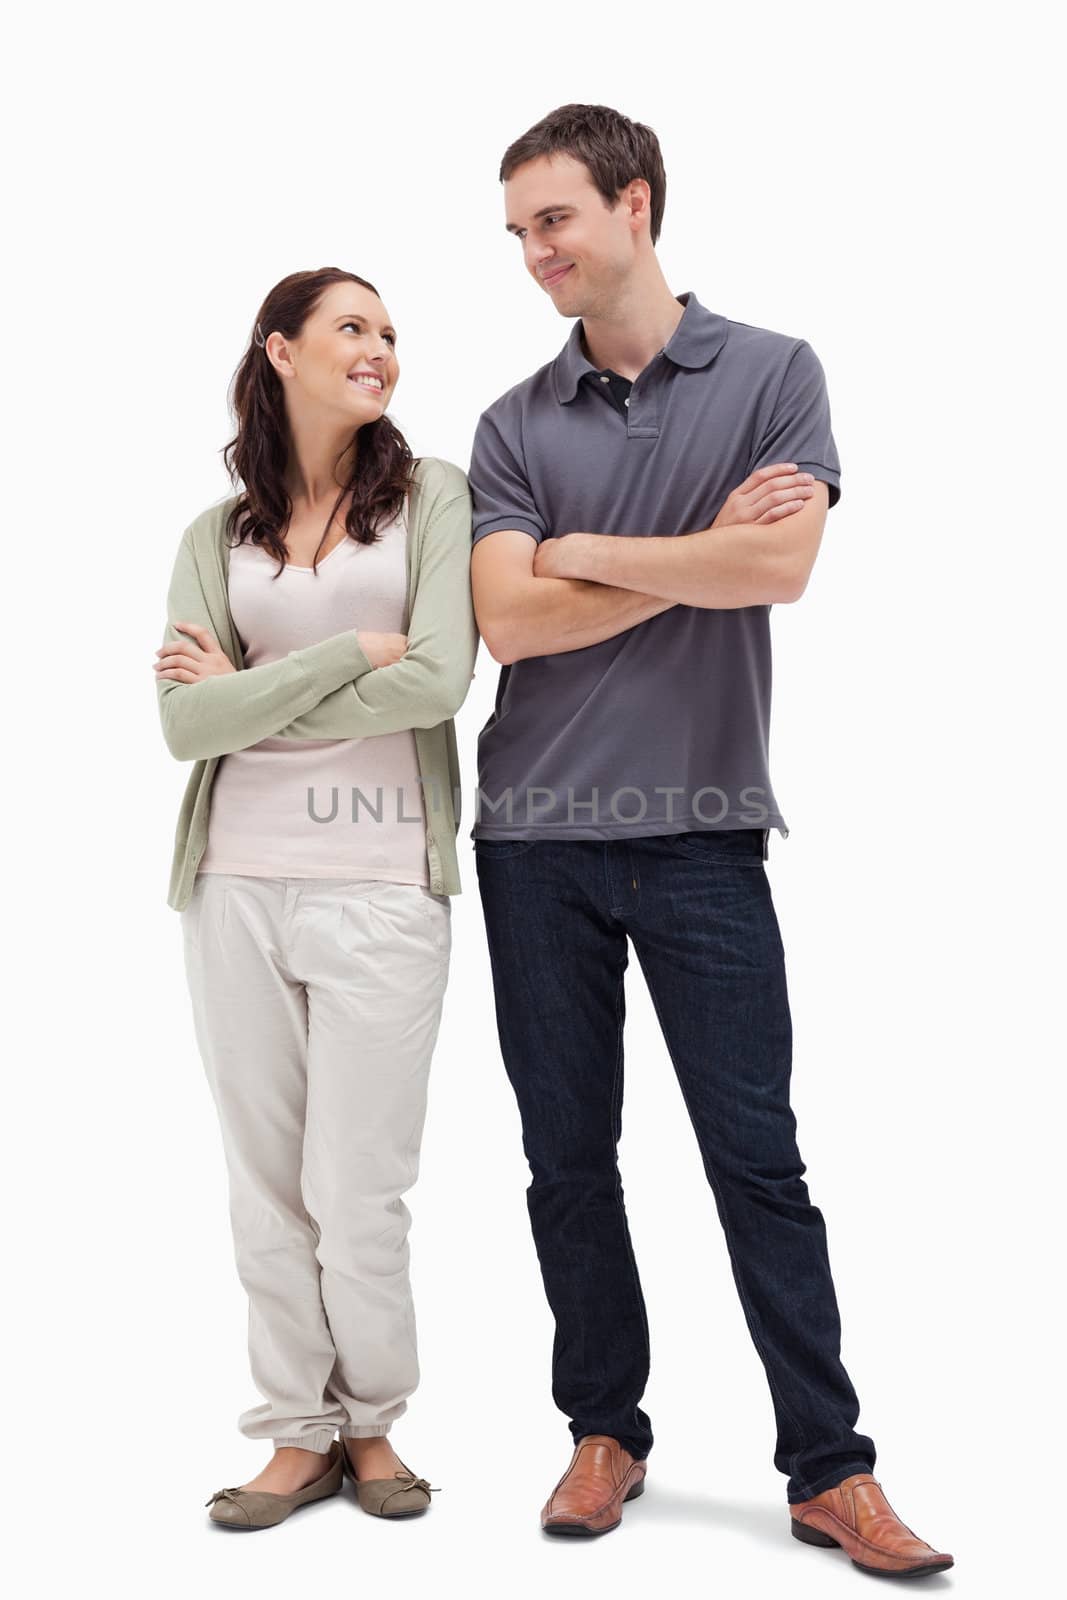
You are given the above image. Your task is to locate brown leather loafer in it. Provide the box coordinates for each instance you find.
[790,1472,954,1576]
[205,1439,343,1529]
[541,1434,647,1536]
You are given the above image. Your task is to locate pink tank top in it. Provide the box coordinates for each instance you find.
[197,500,429,885]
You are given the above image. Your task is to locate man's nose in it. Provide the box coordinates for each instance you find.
[527,240,555,273]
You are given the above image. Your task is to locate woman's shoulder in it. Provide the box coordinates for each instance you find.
[410,455,470,506]
[182,492,241,550]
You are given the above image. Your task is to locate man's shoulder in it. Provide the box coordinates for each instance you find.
[722,314,812,366]
[474,352,559,433]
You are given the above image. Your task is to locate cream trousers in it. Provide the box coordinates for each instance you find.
[181,872,451,1452]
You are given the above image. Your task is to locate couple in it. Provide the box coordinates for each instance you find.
[154,103,952,1576]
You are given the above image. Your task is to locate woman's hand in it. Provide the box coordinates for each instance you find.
[154,621,236,683]
[711,462,818,528]
[356,631,409,668]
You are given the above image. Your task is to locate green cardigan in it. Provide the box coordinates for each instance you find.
[157,456,478,911]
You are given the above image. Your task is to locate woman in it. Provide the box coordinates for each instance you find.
[154,268,478,1529]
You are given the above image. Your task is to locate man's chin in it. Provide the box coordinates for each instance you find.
[551,286,592,320]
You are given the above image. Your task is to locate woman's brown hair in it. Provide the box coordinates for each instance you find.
[222,268,417,578]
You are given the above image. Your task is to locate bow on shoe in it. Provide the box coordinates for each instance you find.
[378,1471,439,1512]
[204,1487,244,1508]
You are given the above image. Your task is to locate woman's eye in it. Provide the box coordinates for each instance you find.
[343,320,395,347]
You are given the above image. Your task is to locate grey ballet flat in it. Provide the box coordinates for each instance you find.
[205,1438,344,1529]
[340,1437,438,1518]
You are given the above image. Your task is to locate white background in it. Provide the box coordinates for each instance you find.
[6,1,1062,1595]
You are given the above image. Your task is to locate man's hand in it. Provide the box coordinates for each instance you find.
[154,622,236,683]
[710,461,817,528]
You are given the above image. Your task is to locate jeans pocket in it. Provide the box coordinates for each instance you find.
[662,828,765,864]
[472,837,538,858]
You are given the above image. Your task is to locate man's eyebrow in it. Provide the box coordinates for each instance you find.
[335,313,397,337]
[505,205,573,235]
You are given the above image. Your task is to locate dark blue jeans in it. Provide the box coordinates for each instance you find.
[474,826,877,1504]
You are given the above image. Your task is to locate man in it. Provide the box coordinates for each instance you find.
[466,104,952,1578]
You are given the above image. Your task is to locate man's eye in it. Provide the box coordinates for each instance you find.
[516,217,562,241]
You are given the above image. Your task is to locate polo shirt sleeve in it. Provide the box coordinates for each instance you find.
[468,406,549,546]
[749,340,841,509]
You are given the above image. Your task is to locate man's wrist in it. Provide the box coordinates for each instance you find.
[547,532,599,581]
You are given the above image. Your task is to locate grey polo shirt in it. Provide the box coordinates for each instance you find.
[467,290,842,842]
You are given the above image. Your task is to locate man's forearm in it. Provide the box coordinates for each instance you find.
[548,520,801,608]
[492,574,675,663]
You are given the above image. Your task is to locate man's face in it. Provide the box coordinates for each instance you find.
[504,153,639,318]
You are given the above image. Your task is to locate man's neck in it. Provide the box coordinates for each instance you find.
[577,272,686,381]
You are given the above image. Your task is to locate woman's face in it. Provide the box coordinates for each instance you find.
[269,280,400,421]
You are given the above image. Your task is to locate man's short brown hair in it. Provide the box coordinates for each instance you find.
[500,103,667,246]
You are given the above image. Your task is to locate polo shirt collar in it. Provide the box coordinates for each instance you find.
[552,289,728,405]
